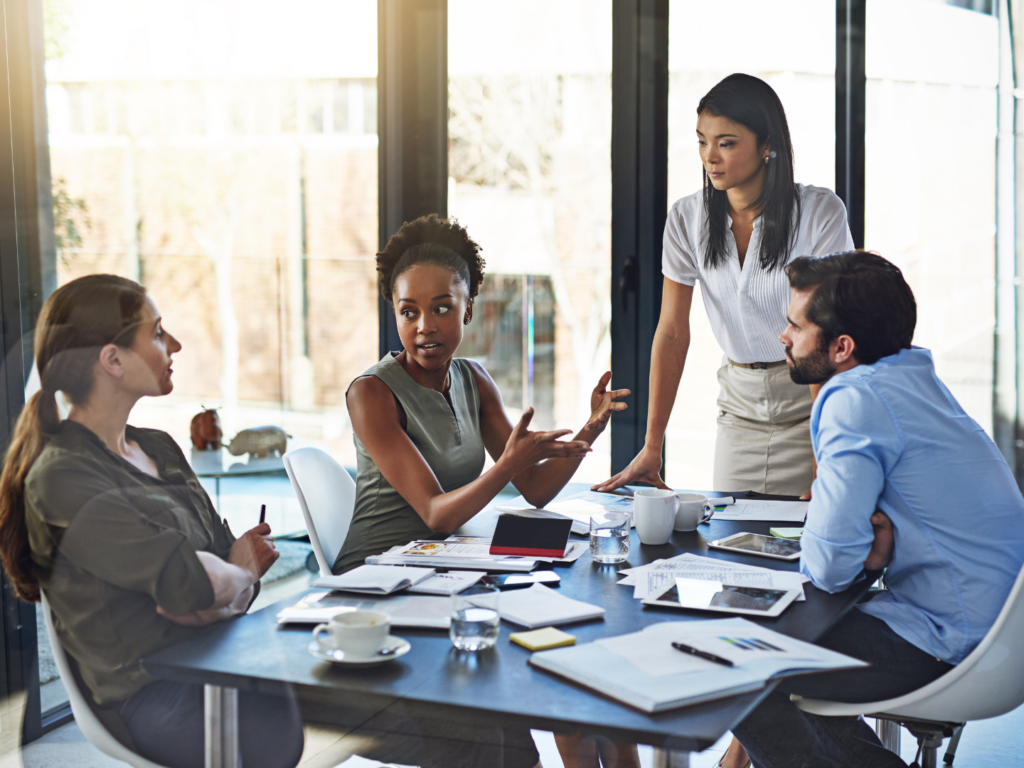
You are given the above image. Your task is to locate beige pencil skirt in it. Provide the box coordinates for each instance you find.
[713,358,814,496]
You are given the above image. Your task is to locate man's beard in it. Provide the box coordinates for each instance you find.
[786,336,836,385]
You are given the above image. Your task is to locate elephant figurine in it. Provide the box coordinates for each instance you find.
[190,408,222,451]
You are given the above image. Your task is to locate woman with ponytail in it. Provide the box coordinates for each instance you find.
[0,275,302,768]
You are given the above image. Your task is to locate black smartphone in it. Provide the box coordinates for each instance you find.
[482,571,561,590]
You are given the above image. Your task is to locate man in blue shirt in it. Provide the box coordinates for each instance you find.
[731,251,1024,768]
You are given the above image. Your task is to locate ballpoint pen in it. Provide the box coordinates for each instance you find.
[671,641,734,667]
[259,504,266,525]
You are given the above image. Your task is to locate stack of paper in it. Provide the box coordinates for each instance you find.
[710,498,808,522]
[617,553,809,600]
[529,617,867,713]
[486,583,605,629]
[446,535,588,564]
[367,538,538,572]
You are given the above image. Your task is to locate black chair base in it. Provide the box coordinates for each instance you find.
[873,716,965,768]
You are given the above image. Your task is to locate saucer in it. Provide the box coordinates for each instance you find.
[308,635,411,666]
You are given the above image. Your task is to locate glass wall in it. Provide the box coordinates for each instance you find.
[864,0,998,434]
[447,0,613,482]
[40,0,379,713]
[664,0,836,489]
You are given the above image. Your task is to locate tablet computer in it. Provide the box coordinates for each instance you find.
[642,576,801,618]
[708,532,802,561]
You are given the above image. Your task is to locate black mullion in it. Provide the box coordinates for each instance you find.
[0,0,42,745]
[377,0,448,358]
[610,0,668,476]
[836,0,866,248]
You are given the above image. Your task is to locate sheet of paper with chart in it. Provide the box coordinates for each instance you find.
[710,498,809,522]
[618,553,809,600]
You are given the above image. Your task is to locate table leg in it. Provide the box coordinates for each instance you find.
[875,718,901,754]
[204,684,239,768]
[652,747,690,767]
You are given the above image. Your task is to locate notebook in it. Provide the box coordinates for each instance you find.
[313,565,436,595]
[487,583,605,629]
[529,618,867,713]
[366,539,538,572]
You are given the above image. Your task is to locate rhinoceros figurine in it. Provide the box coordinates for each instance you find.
[226,426,289,459]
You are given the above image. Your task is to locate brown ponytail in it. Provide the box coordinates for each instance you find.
[0,275,147,602]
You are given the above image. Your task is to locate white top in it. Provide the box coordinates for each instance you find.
[662,184,854,363]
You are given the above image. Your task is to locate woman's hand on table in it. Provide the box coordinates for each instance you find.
[579,371,630,441]
[591,444,670,492]
[497,407,592,476]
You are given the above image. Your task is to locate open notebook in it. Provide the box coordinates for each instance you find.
[529,617,867,713]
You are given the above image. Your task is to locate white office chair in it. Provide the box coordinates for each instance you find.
[39,593,170,768]
[283,447,357,576]
[794,563,1024,768]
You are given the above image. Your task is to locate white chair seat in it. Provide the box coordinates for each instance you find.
[795,563,1024,734]
[40,593,170,768]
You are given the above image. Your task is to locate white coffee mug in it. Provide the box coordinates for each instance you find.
[313,609,391,658]
[674,492,713,532]
[633,489,677,545]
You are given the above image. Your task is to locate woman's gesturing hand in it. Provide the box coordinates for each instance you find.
[499,407,591,476]
[581,371,630,438]
[590,444,670,492]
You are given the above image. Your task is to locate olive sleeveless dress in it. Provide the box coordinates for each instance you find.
[333,353,486,574]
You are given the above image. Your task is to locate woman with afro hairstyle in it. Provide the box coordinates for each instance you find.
[335,214,629,575]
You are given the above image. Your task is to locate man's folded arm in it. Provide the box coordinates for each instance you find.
[800,384,901,593]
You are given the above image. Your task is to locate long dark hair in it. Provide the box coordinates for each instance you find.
[0,275,148,602]
[698,73,800,271]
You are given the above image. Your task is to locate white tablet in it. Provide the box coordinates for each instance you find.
[642,576,801,618]
[707,532,802,561]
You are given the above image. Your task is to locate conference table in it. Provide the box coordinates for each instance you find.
[143,486,869,768]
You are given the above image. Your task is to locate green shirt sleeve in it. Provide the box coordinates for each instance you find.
[26,457,216,614]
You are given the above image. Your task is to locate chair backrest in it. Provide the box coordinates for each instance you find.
[283,447,356,576]
[40,594,169,768]
[879,562,1024,722]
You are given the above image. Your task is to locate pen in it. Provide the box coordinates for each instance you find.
[671,641,735,667]
[259,504,266,525]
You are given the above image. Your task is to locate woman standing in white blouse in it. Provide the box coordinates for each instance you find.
[597,73,853,497]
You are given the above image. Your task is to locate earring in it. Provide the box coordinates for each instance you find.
[764,155,769,164]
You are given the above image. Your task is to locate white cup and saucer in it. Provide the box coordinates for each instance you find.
[309,609,411,666]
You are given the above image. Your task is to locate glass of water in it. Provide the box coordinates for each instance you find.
[450,585,500,651]
[590,511,631,564]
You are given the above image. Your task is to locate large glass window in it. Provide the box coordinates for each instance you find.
[447,0,613,481]
[664,0,836,489]
[41,0,378,712]
[864,0,998,433]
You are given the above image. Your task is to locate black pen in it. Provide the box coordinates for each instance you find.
[259,504,266,525]
[671,641,734,668]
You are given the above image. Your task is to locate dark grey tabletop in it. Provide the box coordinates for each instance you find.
[143,486,867,752]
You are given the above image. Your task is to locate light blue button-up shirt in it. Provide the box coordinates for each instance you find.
[801,347,1024,664]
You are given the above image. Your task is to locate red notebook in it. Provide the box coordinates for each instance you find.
[489,514,573,558]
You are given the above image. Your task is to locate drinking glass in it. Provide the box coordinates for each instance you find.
[590,511,631,564]
[450,585,500,651]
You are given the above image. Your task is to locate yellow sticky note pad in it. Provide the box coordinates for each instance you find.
[510,627,577,651]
